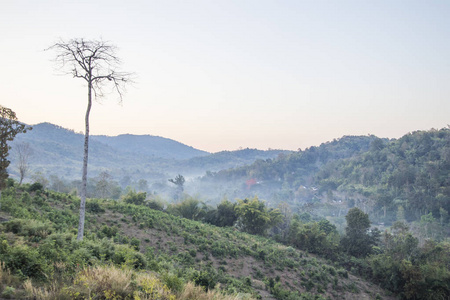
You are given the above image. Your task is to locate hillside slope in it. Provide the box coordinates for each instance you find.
[0,184,394,300]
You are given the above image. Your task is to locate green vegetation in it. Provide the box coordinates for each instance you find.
[315,129,450,226]
[341,207,379,257]
[0,106,31,189]
[234,197,283,235]
[0,183,393,299]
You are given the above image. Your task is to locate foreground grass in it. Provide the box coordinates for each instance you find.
[5,264,252,300]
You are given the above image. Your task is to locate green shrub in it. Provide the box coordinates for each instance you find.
[112,244,147,269]
[192,269,217,291]
[1,286,15,299]
[130,237,140,250]
[100,225,118,238]
[2,244,50,281]
[161,272,184,292]
[28,182,44,192]
[147,199,164,211]
[69,247,95,268]
[4,219,24,234]
[20,192,32,204]
[86,199,104,213]
[122,190,146,206]
[189,249,196,257]
[328,266,337,276]
[337,268,348,278]
[23,220,54,241]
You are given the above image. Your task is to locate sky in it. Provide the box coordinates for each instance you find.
[2,1,450,153]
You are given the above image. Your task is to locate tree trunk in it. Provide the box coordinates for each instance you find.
[77,81,92,241]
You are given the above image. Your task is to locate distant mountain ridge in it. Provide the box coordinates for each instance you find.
[9,122,288,183]
[92,134,209,160]
[26,122,210,160]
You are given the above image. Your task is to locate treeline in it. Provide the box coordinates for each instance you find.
[208,135,376,183]
[28,171,175,201]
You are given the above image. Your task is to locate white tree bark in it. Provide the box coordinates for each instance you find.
[77,81,92,241]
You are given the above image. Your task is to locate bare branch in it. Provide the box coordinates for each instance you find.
[46,38,134,101]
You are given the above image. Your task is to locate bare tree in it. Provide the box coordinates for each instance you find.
[47,39,133,241]
[14,142,33,185]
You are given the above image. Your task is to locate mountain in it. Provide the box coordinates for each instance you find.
[92,134,209,160]
[9,123,178,180]
[8,122,288,187]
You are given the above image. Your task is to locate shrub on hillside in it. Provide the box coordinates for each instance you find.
[0,241,50,281]
[122,190,146,206]
[28,182,43,192]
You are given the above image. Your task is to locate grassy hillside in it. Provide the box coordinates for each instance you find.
[0,183,393,299]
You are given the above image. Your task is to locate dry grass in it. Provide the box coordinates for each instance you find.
[23,280,63,300]
[177,282,255,300]
[0,262,16,286]
[20,264,256,300]
[65,265,135,299]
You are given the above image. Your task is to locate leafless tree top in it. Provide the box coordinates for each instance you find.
[47,38,134,101]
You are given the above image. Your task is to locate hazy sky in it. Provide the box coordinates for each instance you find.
[2,1,449,152]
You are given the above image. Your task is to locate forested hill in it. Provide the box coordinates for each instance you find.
[200,128,450,226]
[182,148,290,173]
[315,128,450,224]
[197,135,379,202]
[210,135,378,182]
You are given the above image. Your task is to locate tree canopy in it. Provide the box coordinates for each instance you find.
[341,207,379,257]
[0,106,31,189]
[235,196,283,235]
